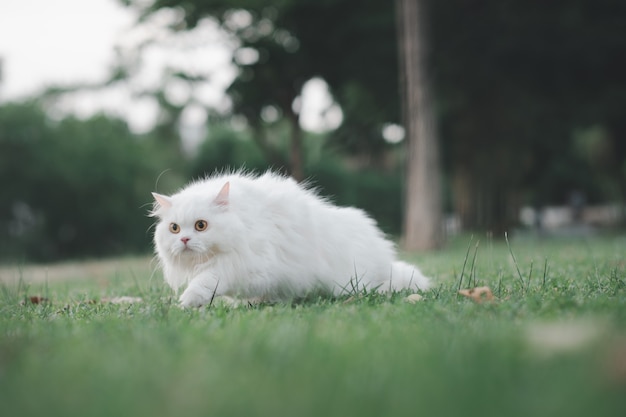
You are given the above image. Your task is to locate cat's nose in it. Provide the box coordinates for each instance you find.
[181,237,190,245]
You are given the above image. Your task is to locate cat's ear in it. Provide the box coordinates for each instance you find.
[214,182,230,207]
[152,192,173,210]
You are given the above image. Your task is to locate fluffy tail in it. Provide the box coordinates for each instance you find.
[387,261,432,292]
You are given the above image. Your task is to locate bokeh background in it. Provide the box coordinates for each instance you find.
[1,0,624,262]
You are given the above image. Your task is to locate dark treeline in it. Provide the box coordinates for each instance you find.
[0,102,405,262]
[1,0,625,261]
[0,103,163,261]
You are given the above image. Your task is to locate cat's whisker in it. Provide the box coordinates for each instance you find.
[146,222,158,234]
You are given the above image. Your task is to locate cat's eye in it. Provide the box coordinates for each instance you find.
[169,223,180,234]
[194,220,208,231]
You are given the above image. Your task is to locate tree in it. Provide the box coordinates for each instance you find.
[0,102,166,261]
[429,0,626,231]
[119,0,405,180]
[118,1,311,180]
[396,0,442,250]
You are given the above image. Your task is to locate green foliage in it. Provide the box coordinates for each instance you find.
[189,125,270,178]
[0,102,168,261]
[0,102,403,262]
[1,235,626,417]
[124,0,401,161]
[308,159,404,235]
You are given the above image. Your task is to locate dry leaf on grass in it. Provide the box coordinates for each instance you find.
[404,294,424,304]
[458,286,495,303]
[21,295,49,305]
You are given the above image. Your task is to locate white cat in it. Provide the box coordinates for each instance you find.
[151,171,431,307]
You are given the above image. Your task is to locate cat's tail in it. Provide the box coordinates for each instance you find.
[387,261,432,292]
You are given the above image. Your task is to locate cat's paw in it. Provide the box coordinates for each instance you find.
[179,281,215,308]
[213,296,263,308]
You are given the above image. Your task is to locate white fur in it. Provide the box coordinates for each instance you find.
[151,171,431,307]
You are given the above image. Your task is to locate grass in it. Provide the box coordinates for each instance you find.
[1,233,625,417]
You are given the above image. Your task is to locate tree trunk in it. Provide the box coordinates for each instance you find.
[396,0,443,251]
[287,110,304,182]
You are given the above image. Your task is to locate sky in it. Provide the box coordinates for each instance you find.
[0,0,133,100]
[0,0,343,138]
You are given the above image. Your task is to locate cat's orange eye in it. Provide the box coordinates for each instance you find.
[194,220,208,231]
[169,223,180,234]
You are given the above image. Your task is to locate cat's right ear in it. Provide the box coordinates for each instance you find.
[214,182,230,207]
[152,192,172,209]
[151,192,172,216]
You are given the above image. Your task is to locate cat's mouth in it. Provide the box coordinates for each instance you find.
[176,244,220,260]
[178,245,214,258]
[179,246,196,255]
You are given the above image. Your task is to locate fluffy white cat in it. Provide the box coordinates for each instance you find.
[151,171,431,307]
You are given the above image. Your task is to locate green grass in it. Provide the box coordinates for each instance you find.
[1,234,626,417]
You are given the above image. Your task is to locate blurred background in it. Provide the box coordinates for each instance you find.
[0,0,624,262]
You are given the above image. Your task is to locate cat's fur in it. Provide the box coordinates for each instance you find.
[151,171,431,307]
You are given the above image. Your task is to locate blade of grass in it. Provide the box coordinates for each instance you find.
[469,240,480,288]
[526,260,534,292]
[541,258,549,289]
[457,235,474,291]
[208,279,220,308]
[497,268,503,298]
[505,232,525,289]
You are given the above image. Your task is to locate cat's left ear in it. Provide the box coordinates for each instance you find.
[152,192,173,210]
[214,182,230,207]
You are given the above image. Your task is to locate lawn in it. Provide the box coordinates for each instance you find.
[1,234,625,417]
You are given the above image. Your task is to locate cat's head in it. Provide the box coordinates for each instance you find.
[151,182,234,264]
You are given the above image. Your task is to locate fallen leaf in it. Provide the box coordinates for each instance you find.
[404,294,424,304]
[458,286,495,303]
[21,295,49,305]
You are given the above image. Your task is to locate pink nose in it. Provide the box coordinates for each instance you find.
[181,237,190,244]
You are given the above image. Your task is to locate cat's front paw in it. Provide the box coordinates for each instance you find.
[179,281,215,308]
